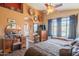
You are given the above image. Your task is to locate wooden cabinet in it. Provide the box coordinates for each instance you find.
[38,25,47,42]
[40,30,47,41]
[21,36,26,48]
[3,39,12,53]
[3,28,26,53]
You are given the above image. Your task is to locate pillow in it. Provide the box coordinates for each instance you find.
[48,36,52,39]
[70,38,79,46]
[48,39,75,46]
[75,38,79,41]
[52,36,66,40]
[71,41,77,46]
[51,36,77,46]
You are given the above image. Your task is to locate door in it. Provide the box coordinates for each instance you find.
[24,24,30,49]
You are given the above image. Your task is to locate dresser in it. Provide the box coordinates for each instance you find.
[2,36,26,53]
[3,28,26,52]
[40,30,47,41]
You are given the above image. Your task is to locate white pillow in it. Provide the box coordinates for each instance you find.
[48,36,51,39]
[75,38,79,41]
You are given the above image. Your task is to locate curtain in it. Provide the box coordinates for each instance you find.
[48,19,52,36]
[48,15,78,39]
[57,18,61,37]
[68,15,78,39]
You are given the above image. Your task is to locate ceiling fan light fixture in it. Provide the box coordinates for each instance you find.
[47,5,54,14]
[45,3,55,14]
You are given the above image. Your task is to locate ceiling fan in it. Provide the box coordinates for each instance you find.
[44,3,63,14]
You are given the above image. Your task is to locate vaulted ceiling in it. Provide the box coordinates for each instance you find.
[28,3,79,11]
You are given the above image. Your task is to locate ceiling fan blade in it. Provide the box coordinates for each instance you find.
[45,3,48,7]
[54,4,63,8]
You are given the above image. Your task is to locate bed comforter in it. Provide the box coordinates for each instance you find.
[24,39,73,56]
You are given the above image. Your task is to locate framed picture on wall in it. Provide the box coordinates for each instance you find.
[7,18,16,29]
[0,3,23,13]
[28,8,35,16]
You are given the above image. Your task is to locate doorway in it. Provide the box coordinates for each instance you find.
[24,24,30,49]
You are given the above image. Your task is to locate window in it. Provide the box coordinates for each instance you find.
[49,17,70,38]
[61,17,70,37]
[48,15,77,39]
[51,19,57,37]
[33,23,38,33]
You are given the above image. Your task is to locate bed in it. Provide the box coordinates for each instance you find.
[24,39,74,56]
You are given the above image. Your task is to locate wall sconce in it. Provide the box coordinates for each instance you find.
[33,15,39,23]
[24,17,30,24]
[24,17,30,20]
[28,8,35,16]
[34,16,38,21]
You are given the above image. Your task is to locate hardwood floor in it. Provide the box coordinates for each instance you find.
[0,37,35,56]
[5,48,26,56]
